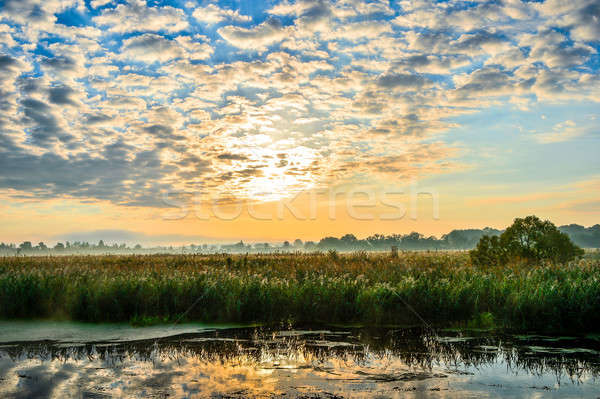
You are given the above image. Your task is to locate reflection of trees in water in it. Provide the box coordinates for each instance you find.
[1,327,598,384]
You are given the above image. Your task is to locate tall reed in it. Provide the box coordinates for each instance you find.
[0,253,598,332]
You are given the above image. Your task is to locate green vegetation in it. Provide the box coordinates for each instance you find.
[471,216,585,266]
[3,219,597,257]
[0,251,598,333]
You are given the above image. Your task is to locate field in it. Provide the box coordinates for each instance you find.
[0,252,599,333]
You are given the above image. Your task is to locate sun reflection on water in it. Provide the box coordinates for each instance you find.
[1,327,599,398]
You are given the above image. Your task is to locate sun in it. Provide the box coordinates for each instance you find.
[217,140,321,203]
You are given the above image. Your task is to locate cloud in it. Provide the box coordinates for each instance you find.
[321,20,392,40]
[375,73,430,89]
[90,0,112,9]
[19,98,74,146]
[276,0,333,32]
[174,35,213,60]
[535,120,587,143]
[193,4,251,25]
[452,67,515,101]
[567,1,600,42]
[352,142,459,178]
[83,112,113,125]
[218,18,291,50]
[40,55,78,72]
[0,24,18,47]
[119,33,212,63]
[94,0,189,33]
[217,153,249,161]
[394,54,470,74]
[0,54,21,71]
[394,0,533,32]
[0,134,191,206]
[48,85,79,106]
[0,0,597,211]
[522,30,593,68]
[365,114,453,139]
[565,200,600,213]
[452,31,509,55]
[0,0,76,27]
[269,0,332,31]
[120,34,185,63]
[537,0,600,42]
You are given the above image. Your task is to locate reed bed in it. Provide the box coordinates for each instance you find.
[0,252,598,333]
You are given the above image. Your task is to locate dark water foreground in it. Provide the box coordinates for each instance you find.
[0,322,599,398]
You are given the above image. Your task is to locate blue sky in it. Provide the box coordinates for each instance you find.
[0,0,599,242]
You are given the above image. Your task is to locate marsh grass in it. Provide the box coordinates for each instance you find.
[0,252,598,333]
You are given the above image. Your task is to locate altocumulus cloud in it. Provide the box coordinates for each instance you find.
[0,0,597,207]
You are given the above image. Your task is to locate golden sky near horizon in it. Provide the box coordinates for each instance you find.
[0,0,598,245]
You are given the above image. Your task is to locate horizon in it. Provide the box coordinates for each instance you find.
[0,0,599,244]
[2,218,598,248]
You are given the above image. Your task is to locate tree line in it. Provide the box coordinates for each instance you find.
[1,222,598,255]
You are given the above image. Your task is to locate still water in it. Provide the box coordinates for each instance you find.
[0,322,599,398]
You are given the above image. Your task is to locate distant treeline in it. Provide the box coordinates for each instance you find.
[557,224,600,248]
[1,224,598,255]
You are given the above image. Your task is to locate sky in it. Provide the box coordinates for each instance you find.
[0,0,599,245]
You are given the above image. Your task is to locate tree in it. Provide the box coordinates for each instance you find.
[54,242,65,250]
[19,241,33,251]
[318,236,341,249]
[470,235,507,266]
[403,232,424,249]
[304,241,316,250]
[340,234,358,248]
[471,216,584,266]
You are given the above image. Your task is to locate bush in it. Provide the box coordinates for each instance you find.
[471,216,584,266]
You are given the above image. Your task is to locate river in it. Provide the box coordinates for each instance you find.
[0,322,599,398]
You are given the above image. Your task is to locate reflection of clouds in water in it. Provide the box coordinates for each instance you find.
[0,328,599,398]
[0,352,445,398]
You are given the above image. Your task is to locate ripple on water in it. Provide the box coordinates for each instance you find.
[0,322,599,398]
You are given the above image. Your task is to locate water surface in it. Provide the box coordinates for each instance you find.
[0,322,599,398]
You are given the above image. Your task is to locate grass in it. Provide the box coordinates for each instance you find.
[0,252,598,333]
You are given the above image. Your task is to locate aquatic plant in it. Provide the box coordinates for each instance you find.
[0,252,598,333]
